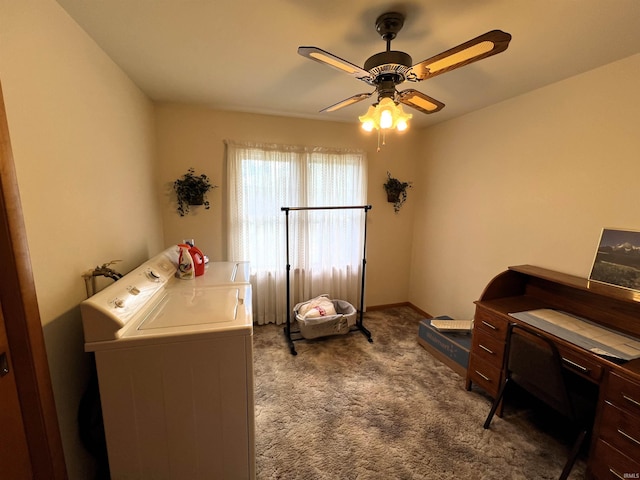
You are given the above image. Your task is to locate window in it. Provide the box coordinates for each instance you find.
[225,140,367,325]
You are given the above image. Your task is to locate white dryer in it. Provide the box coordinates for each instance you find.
[81,246,254,480]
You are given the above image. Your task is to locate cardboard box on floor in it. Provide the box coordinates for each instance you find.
[418,316,471,377]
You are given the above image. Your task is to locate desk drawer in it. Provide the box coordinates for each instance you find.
[468,352,502,397]
[474,309,509,341]
[557,346,603,383]
[472,329,505,368]
[589,439,640,480]
[607,371,640,417]
[599,401,640,458]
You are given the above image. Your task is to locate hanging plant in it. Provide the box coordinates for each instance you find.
[173,168,217,216]
[383,171,412,213]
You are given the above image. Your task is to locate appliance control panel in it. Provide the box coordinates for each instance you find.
[81,246,180,343]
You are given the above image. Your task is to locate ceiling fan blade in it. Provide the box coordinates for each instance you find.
[397,89,445,114]
[407,30,512,82]
[298,46,373,84]
[320,92,374,113]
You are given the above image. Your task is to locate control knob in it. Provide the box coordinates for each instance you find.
[146,269,161,282]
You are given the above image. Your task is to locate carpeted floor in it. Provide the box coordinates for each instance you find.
[252,306,588,479]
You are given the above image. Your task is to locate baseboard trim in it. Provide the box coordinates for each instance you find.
[367,302,432,319]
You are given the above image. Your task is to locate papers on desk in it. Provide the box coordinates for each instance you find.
[508,309,640,362]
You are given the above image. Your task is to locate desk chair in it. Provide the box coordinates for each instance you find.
[483,323,595,480]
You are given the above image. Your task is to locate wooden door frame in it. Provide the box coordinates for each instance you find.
[0,82,67,478]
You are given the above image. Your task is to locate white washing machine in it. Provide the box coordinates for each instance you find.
[81,246,254,480]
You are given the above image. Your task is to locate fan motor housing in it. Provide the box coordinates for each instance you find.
[365,50,413,84]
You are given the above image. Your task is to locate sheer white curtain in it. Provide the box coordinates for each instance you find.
[225,140,367,325]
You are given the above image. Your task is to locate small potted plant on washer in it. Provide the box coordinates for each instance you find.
[383,171,412,213]
[173,168,217,216]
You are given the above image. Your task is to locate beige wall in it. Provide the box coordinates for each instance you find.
[409,53,640,320]
[1,0,163,477]
[155,104,417,307]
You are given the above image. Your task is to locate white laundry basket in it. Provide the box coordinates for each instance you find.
[294,295,357,339]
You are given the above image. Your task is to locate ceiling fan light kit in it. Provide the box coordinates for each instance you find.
[298,11,511,148]
[359,98,411,132]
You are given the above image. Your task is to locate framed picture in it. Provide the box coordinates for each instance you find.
[589,228,640,292]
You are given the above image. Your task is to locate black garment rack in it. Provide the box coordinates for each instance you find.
[281,205,373,355]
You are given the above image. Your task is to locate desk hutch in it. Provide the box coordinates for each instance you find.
[466,265,640,479]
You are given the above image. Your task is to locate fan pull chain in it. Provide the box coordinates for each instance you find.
[376,130,388,152]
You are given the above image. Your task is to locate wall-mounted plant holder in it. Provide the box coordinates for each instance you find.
[383,171,412,213]
[173,168,217,216]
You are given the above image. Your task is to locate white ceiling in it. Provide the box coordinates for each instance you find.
[55,0,640,128]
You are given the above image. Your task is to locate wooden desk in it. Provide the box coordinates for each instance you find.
[465,265,640,479]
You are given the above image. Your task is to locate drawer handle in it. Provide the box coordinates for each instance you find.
[618,428,640,446]
[481,320,497,330]
[475,370,490,382]
[622,393,640,408]
[561,357,589,373]
[608,468,625,480]
[479,344,494,355]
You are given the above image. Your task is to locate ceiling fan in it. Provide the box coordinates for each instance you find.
[298,12,512,119]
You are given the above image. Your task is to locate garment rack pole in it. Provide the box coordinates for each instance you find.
[283,208,292,343]
[281,204,373,355]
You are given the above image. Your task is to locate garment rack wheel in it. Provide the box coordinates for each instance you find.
[283,326,298,355]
